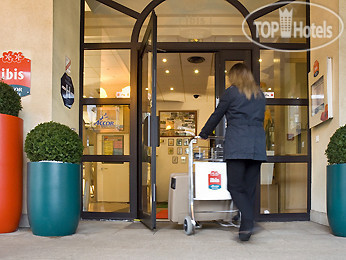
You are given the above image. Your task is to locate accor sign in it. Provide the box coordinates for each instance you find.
[0,51,31,97]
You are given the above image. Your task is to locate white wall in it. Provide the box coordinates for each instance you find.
[310,0,340,225]
[52,0,80,130]
[0,0,80,226]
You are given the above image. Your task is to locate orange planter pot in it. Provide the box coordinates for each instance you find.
[0,114,23,233]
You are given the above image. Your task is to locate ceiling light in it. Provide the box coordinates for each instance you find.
[162,58,167,62]
[165,70,170,74]
[194,69,199,74]
[225,70,227,73]
[268,88,272,91]
[83,95,87,98]
[170,87,174,91]
[145,88,149,90]
[100,88,107,98]
[259,58,263,63]
[189,38,202,42]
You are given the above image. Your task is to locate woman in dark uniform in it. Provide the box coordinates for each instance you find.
[199,63,266,241]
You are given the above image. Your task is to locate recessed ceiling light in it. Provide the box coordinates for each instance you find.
[145,88,149,90]
[170,87,174,91]
[162,58,167,62]
[165,70,170,74]
[259,58,263,63]
[224,70,227,73]
[187,56,205,63]
[194,69,199,74]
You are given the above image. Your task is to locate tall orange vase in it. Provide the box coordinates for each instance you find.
[0,114,23,233]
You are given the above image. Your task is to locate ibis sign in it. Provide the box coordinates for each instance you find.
[0,51,31,97]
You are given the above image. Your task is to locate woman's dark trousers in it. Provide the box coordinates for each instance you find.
[226,159,261,232]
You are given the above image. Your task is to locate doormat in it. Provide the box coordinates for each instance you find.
[156,209,168,219]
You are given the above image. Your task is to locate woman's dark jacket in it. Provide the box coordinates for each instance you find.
[199,85,267,161]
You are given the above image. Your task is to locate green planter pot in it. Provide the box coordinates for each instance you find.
[27,161,81,236]
[327,164,346,237]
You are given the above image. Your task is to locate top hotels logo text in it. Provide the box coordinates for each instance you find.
[242,1,344,52]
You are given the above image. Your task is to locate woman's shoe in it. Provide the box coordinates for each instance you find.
[239,231,252,241]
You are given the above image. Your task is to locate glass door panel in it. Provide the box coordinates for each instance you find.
[215,51,252,137]
[260,163,308,214]
[139,12,158,230]
[82,162,130,213]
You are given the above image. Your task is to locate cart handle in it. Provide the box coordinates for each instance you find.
[190,135,224,142]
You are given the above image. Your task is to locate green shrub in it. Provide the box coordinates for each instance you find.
[325,125,346,165]
[25,121,83,164]
[0,81,22,117]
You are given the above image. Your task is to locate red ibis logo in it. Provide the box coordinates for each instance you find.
[208,171,221,190]
[0,51,31,97]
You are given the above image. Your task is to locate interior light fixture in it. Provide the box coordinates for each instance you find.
[170,87,174,91]
[100,88,108,98]
[162,58,167,62]
[259,58,263,63]
[83,95,87,98]
[187,56,205,64]
[145,88,149,90]
[165,70,170,74]
[194,69,199,74]
[268,88,272,91]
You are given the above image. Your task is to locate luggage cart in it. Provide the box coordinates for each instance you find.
[183,136,239,235]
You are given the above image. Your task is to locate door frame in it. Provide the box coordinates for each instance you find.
[147,44,310,222]
[80,0,311,222]
[138,11,158,229]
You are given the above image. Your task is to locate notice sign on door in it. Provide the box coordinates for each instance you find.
[0,51,31,97]
[194,162,231,200]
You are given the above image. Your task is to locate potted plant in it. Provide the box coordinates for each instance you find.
[325,124,346,237]
[24,121,83,236]
[0,81,23,233]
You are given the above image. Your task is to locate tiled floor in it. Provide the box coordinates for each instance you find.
[0,220,345,259]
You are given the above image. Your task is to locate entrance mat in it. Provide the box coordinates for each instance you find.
[157,202,168,208]
[156,209,168,219]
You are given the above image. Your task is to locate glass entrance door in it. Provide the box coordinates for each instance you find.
[214,50,262,216]
[214,50,252,137]
[138,12,158,230]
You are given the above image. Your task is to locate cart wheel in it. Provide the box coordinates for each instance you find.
[183,216,194,235]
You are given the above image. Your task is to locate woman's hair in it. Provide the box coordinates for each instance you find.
[228,63,261,100]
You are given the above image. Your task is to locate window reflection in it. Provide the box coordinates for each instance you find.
[84,50,130,99]
[83,105,130,155]
[261,163,307,214]
[155,0,251,42]
[84,0,135,43]
[264,106,308,156]
[260,50,307,99]
[83,162,130,213]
